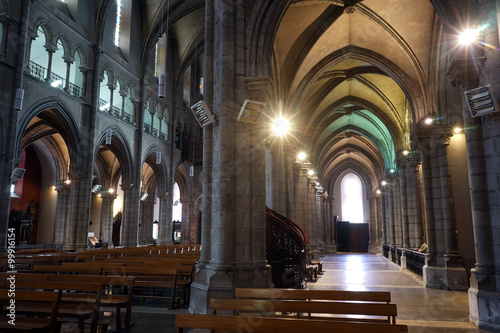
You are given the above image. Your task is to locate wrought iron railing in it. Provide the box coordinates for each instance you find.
[266,206,306,289]
[99,98,109,112]
[396,247,402,266]
[160,133,167,141]
[29,60,46,81]
[123,113,132,124]
[404,249,425,277]
[111,105,121,118]
[144,123,151,134]
[49,72,65,90]
[152,128,159,137]
[382,244,390,258]
[68,81,81,98]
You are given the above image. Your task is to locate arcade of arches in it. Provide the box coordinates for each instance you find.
[1,0,500,330]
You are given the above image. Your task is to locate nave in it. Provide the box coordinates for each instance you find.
[95,254,490,333]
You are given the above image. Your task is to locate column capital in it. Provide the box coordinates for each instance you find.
[447,56,486,90]
[120,183,135,191]
[244,76,274,104]
[157,191,169,199]
[63,55,75,64]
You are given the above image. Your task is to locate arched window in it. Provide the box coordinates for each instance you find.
[152,104,160,137]
[30,26,49,81]
[172,182,182,221]
[99,71,111,112]
[341,173,364,223]
[114,0,131,55]
[69,50,84,97]
[144,98,152,134]
[112,78,123,118]
[160,108,168,141]
[123,85,134,123]
[50,38,66,89]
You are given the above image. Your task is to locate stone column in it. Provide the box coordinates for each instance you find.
[406,155,423,248]
[189,1,270,314]
[108,82,116,115]
[44,44,56,83]
[120,183,139,247]
[324,193,336,253]
[78,65,90,102]
[180,198,193,244]
[63,55,74,92]
[157,191,172,244]
[315,185,325,257]
[64,172,90,251]
[53,184,71,246]
[308,175,319,260]
[99,192,116,246]
[448,48,500,329]
[397,157,410,248]
[367,194,380,254]
[139,196,155,245]
[293,161,310,235]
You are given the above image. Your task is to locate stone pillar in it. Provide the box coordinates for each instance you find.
[189,1,271,314]
[157,191,172,245]
[448,46,500,329]
[397,158,410,248]
[368,194,381,254]
[406,156,423,248]
[99,193,116,246]
[64,172,90,251]
[180,198,193,244]
[308,175,319,260]
[120,184,139,247]
[53,184,71,246]
[44,44,56,82]
[293,161,310,235]
[391,176,402,247]
[315,185,325,257]
[139,196,155,245]
[78,65,90,102]
[108,82,116,115]
[324,193,336,253]
[63,55,74,92]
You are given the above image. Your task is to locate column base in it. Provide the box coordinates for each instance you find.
[423,265,469,290]
[189,264,272,314]
[468,268,500,331]
[317,242,325,257]
[368,244,380,254]
[324,243,337,254]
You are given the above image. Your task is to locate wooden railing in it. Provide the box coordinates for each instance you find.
[266,207,306,289]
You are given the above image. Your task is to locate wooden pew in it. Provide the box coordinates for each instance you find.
[175,313,408,333]
[0,289,62,333]
[0,273,134,330]
[235,288,392,303]
[210,298,398,324]
[102,266,180,309]
[11,280,105,333]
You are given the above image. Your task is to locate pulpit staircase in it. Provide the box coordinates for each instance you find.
[266,207,307,288]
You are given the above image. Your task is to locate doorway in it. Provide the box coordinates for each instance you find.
[336,221,369,253]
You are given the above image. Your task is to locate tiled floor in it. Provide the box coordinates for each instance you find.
[308,253,492,333]
[65,253,492,332]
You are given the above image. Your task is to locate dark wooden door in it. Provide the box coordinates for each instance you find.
[350,223,369,253]
[336,221,350,252]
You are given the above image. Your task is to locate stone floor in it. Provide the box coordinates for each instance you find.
[62,253,493,332]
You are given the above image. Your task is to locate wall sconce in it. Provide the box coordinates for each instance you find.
[91,184,102,193]
[141,193,149,201]
[64,179,71,185]
[380,180,387,186]
[158,74,166,98]
[11,167,26,182]
[464,85,500,117]
[105,128,113,145]
[108,188,115,194]
[191,100,215,127]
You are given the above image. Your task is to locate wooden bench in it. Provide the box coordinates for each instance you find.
[10,280,105,333]
[210,298,398,324]
[0,272,134,330]
[235,288,392,303]
[102,266,180,309]
[175,313,408,333]
[0,289,61,333]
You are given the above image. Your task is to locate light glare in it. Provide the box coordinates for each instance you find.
[297,152,307,161]
[459,29,480,45]
[272,117,290,136]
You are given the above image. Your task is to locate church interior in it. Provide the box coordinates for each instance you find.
[1,0,500,331]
